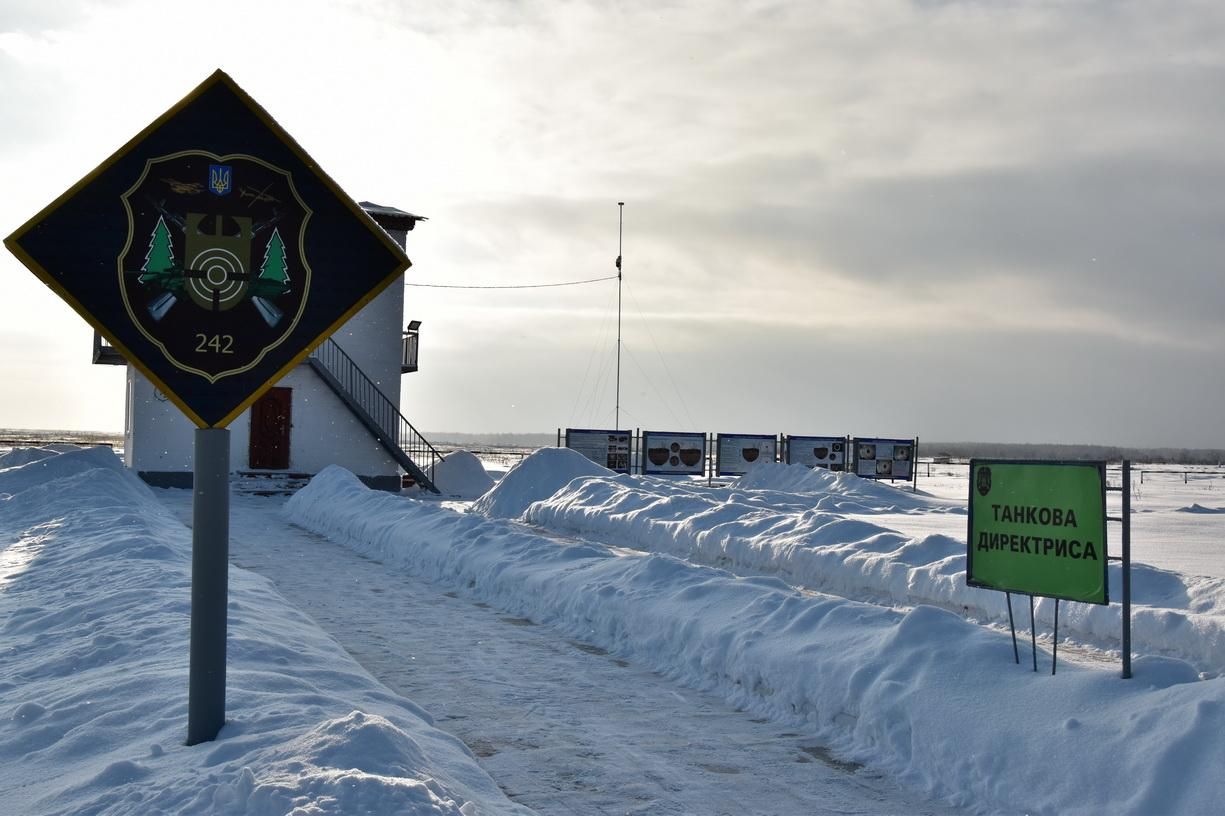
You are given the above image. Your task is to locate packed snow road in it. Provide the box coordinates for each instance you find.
[155,489,963,816]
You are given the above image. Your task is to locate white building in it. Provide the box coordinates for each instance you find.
[95,202,436,492]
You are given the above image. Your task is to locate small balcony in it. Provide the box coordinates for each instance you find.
[92,332,126,366]
[401,320,421,374]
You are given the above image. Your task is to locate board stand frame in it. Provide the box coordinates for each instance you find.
[1003,460,1133,680]
[1107,460,1133,679]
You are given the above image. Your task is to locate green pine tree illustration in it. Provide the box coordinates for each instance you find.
[258,228,290,288]
[139,216,176,285]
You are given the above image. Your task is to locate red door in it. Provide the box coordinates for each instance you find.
[249,387,292,470]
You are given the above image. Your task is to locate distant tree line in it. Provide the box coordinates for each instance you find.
[0,428,123,448]
[429,431,558,449]
[429,433,1225,466]
[923,442,1225,466]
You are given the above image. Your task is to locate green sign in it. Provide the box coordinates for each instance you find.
[967,460,1108,604]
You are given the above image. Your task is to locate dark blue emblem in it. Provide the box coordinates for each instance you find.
[208,164,232,196]
[976,466,993,497]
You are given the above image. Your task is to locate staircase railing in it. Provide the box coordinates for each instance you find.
[308,338,442,493]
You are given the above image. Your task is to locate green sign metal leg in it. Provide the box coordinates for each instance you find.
[1006,591,1019,664]
[1052,599,1059,676]
[1029,594,1038,673]
[187,428,230,745]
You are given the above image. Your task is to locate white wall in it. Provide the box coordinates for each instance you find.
[326,224,407,405]
[125,363,399,480]
[125,367,196,478]
[269,366,397,475]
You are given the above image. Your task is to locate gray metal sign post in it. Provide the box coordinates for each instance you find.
[187,429,231,744]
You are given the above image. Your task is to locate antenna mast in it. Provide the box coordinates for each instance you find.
[616,202,624,430]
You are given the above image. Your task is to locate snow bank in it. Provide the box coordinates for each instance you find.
[289,465,1225,816]
[735,461,953,513]
[0,444,122,494]
[471,446,611,519]
[0,448,528,816]
[1177,503,1225,514]
[0,445,69,470]
[422,450,495,500]
[503,457,1225,676]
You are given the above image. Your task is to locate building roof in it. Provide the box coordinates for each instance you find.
[359,201,428,232]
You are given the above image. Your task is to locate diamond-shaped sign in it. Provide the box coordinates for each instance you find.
[4,69,410,428]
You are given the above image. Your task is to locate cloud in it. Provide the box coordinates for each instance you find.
[0,0,107,32]
[631,153,1225,343]
[389,0,1225,357]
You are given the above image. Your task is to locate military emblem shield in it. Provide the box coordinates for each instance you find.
[118,151,312,381]
[976,465,993,497]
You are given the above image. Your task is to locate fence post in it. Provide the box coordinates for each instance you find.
[1122,460,1132,679]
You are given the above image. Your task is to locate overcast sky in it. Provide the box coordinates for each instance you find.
[2,0,1223,448]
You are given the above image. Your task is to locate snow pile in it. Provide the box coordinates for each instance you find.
[1177,503,1225,514]
[424,450,495,499]
[0,448,528,816]
[509,459,1225,676]
[471,446,611,519]
[0,444,117,489]
[287,465,1225,816]
[734,461,844,492]
[735,461,949,513]
[0,444,72,470]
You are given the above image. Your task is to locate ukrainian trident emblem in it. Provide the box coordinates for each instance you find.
[208,164,232,196]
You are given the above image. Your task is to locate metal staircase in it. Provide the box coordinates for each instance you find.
[308,338,442,493]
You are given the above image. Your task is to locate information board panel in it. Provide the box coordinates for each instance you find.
[642,431,706,475]
[564,428,631,473]
[967,460,1108,605]
[852,438,915,480]
[716,433,777,476]
[785,435,847,471]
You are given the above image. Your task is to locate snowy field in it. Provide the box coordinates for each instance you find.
[2,444,1224,814]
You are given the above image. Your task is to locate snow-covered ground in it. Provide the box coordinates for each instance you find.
[500,456,1225,678]
[3,444,1224,814]
[0,445,524,815]
[154,481,961,816]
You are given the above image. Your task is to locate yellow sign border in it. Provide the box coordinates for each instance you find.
[4,69,410,429]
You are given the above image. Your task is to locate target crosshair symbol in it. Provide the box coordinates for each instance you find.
[184,247,250,311]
